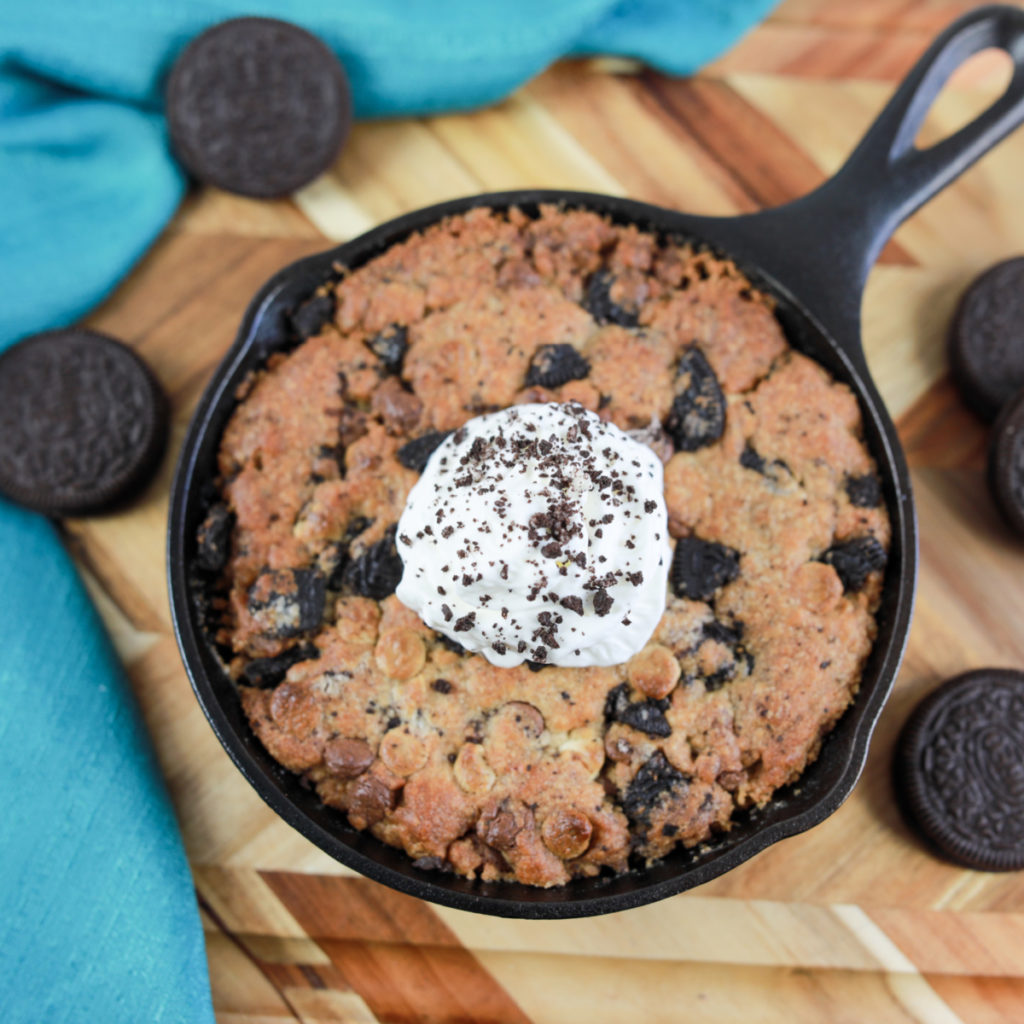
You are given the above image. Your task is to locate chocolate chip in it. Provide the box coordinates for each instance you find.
[196,502,234,573]
[622,751,689,825]
[525,344,591,388]
[845,472,882,508]
[581,270,639,327]
[342,524,403,599]
[670,536,740,602]
[397,430,453,472]
[365,324,408,375]
[324,737,374,778]
[431,678,453,694]
[541,808,593,860]
[289,291,335,339]
[240,641,318,688]
[348,773,398,826]
[166,17,352,198]
[820,536,887,592]
[505,702,545,738]
[478,802,525,851]
[664,347,726,452]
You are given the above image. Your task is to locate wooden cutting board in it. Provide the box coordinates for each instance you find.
[66,1,1024,1020]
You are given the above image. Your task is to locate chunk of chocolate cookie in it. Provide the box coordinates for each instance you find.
[699,620,754,691]
[622,751,689,826]
[525,344,590,388]
[166,17,352,198]
[248,568,326,637]
[581,270,639,327]
[845,472,882,508]
[820,537,887,592]
[670,537,740,602]
[365,324,408,375]
[289,291,336,340]
[241,642,319,688]
[196,502,234,572]
[343,525,404,599]
[664,347,726,452]
[397,431,453,473]
[948,257,1024,421]
[895,668,1024,871]
[604,683,672,738]
[0,329,168,515]
[988,389,1024,536]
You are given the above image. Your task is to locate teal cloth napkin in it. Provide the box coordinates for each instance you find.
[0,2,773,1019]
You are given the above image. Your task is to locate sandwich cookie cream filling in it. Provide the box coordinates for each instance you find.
[395,402,671,667]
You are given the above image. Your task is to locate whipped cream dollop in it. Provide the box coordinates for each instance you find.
[395,403,671,668]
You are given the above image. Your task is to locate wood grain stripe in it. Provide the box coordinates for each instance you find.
[640,74,914,265]
[260,873,462,947]
[260,873,532,1024]
[318,940,534,1024]
[895,377,988,470]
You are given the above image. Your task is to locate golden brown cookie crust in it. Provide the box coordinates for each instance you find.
[206,206,889,887]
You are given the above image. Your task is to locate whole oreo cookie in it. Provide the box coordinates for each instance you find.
[895,668,1024,871]
[0,329,168,515]
[988,389,1024,537]
[166,17,352,198]
[948,257,1024,422]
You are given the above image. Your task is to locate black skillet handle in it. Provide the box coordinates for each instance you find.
[703,4,1024,363]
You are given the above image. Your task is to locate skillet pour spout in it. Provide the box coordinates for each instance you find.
[168,6,1024,918]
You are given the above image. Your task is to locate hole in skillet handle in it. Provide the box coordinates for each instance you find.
[914,46,1015,148]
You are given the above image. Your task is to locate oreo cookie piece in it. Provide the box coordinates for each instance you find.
[820,536,887,592]
[604,683,672,738]
[343,525,404,599]
[366,324,408,375]
[670,536,740,602]
[988,388,1024,536]
[397,431,452,473]
[525,344,590,389]
[665,347,726,452]
[845,472,882,509]
[289,291,336,340]
[895,668,1024,871]
[166,17,352,198]
[0,329,168,515]
[248,568,326,638]
[581,270,640,327]
[948,257,1024,421]
[241,642,319,688]
[622,751,689,826]
[699,619,754,691]
[196,502,234,573]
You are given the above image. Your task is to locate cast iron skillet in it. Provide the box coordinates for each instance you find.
[169,6,1024,918]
